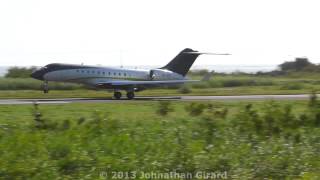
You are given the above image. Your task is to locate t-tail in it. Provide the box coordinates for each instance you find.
[161,48,230,76]
[161,48,199,76]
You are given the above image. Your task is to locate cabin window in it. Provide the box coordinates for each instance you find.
[119,73,121,76]
[124,73,126,76]
[108,72,111,75]
[87,70,90,73]
[114,72,116,76]
[92,71,95,74]
[102,72,105,75]
[81,70,84,73]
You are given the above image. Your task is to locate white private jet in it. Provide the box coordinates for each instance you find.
[31,48,229,99]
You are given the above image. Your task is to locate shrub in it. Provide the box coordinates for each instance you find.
[280,83,304,90]
[156,101,174,116]
[233,101,311,141]
[61,120,71,130]
[32,103,58,130]
[49,144,71,160]
[191,82,210,89]
[307,91,320,127]
[178,86,191,94]
[185,102,207,116]
[208,80,223,88]
[309,91,318,108]
[206,78,274,88]
[188,69,210,76]
[5,66,37,78]
[222,79,245,87]
[0,78,84,90]
[221,79,274,87]
[2,94,320,179]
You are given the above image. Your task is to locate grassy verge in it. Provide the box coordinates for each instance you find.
[0,86,318,99]
[0,100,319,179]
[1,74,320,99]
[0,78,83,90]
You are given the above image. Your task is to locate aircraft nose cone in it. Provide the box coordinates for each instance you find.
[31,70,45,80]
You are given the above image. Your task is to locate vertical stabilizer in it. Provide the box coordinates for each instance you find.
[161,48,200,76]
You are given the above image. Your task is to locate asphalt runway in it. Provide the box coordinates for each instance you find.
[0,94,315,105]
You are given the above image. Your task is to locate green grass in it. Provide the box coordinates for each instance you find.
[0,100,320,179]
[0,85,318,99]
[1,74,320,99]
[0,78,83,90]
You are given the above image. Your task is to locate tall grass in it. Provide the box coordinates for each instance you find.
[191,78,275,89]
[0,78,84,90]
[0,98,319,179]
[1,75,320,91]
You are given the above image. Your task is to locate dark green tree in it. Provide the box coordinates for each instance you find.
[5,66,37,78]
[279,57,312,71]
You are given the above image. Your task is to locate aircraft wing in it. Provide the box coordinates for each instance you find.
[96,80,199,88]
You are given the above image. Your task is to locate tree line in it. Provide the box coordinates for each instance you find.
[4,57,320,78]
[189,57,320,76]
[5,66,37,78]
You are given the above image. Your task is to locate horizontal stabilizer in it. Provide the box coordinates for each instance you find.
[161,48,231,77]
[183,52,231,55]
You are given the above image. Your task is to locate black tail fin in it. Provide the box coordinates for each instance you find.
[161,48,200,76]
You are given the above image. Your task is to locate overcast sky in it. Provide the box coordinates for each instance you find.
[0,0,320,67]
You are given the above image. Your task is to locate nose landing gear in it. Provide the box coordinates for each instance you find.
[43,81,49,94]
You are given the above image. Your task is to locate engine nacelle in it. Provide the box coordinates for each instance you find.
[149,69,183,80]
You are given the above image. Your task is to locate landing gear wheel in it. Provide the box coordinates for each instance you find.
[114,92,122,100]
[126,92,135,100]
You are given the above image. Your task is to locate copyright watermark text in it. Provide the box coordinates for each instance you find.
[99,171,228,179]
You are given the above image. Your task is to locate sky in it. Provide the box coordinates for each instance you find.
[0,0,320,68]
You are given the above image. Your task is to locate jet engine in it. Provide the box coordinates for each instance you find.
[149,69,182,80]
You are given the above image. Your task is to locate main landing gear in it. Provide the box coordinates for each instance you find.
[114,91,122,100]
[43,81,49,94]
[126,91,135,100]
[113,91,135,100]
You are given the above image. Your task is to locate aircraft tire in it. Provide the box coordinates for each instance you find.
[126,92,135,100]
[114,92,122,100]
